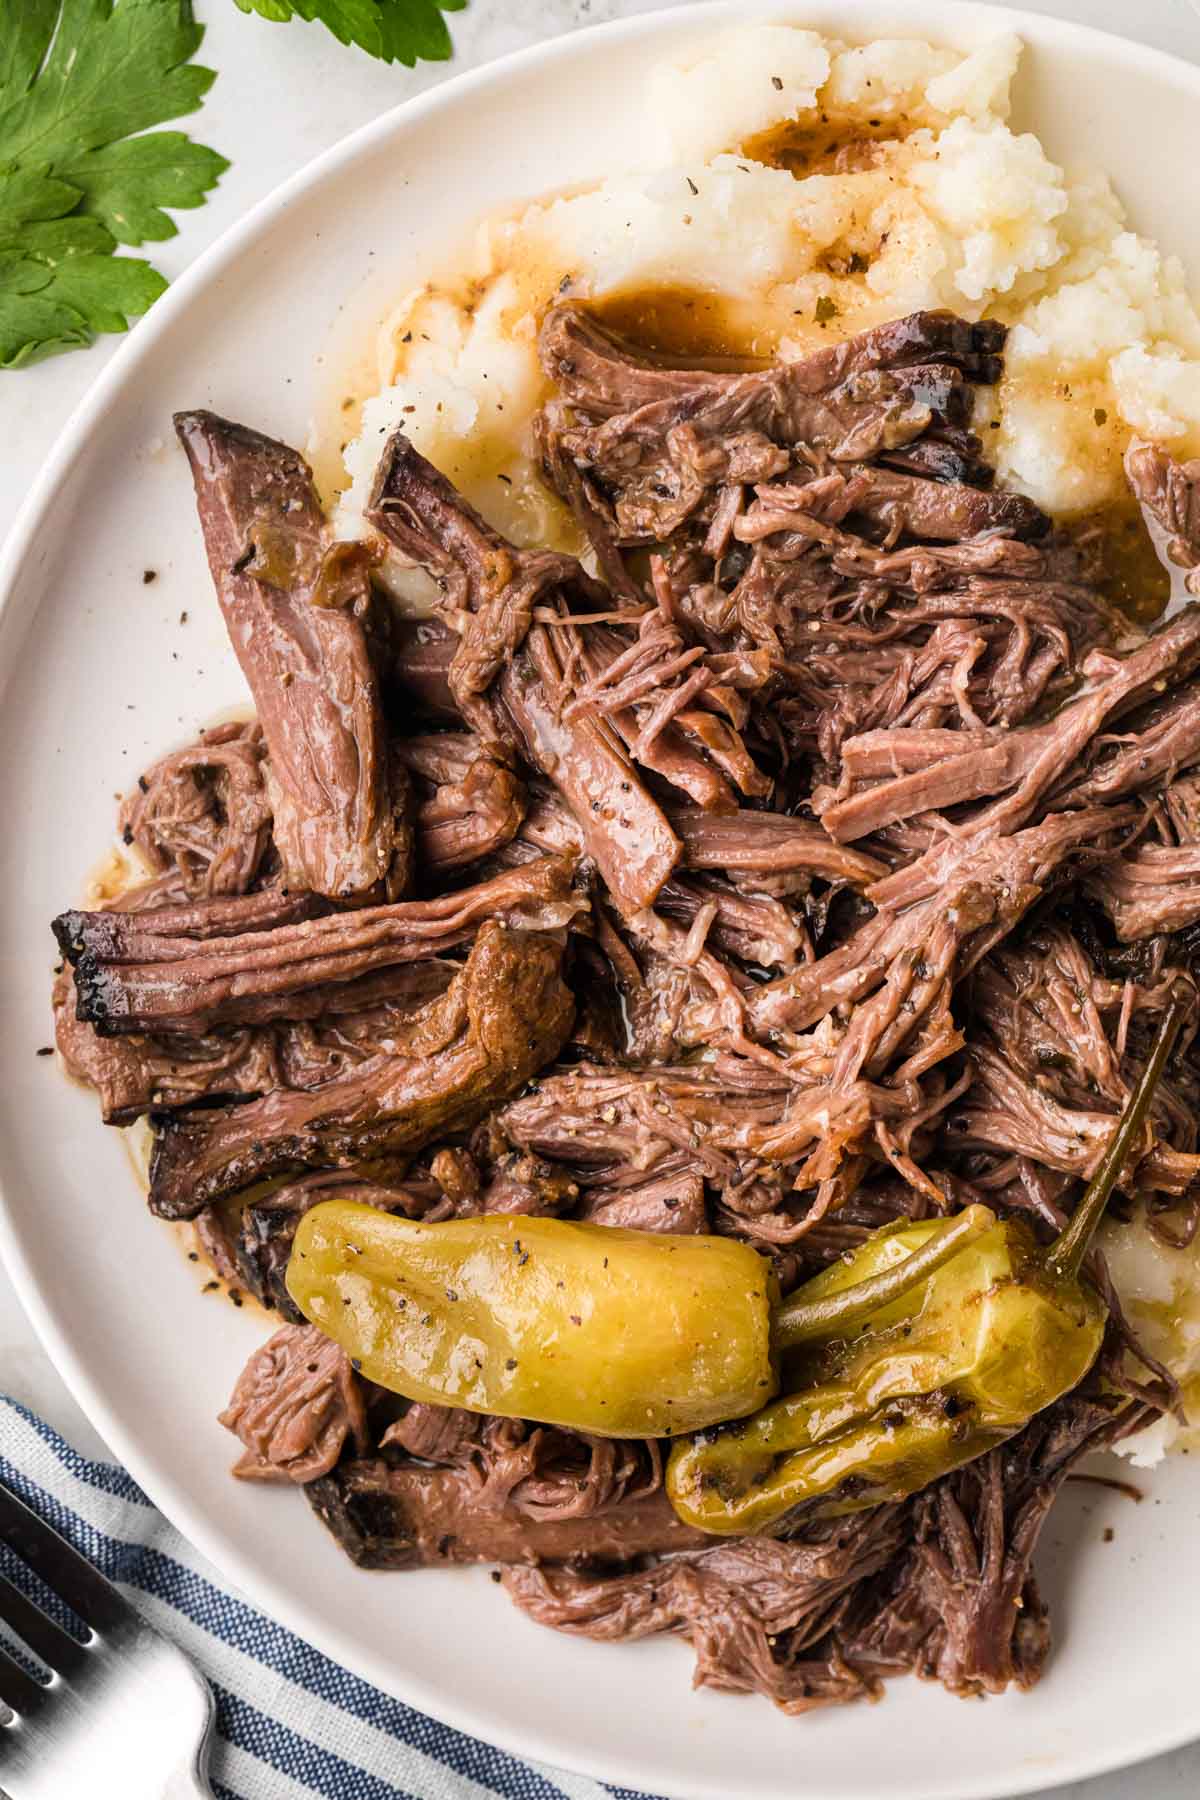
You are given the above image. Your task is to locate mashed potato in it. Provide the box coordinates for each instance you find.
[329,24,1200,1446]
[1100,1212,1200,1465]
[335,21,1200,543]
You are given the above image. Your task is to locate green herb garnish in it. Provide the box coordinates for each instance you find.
[233,0,466,66]
[0,0,227,368]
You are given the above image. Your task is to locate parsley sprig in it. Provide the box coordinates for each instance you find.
[0,0,227,368]
[234,0,466,66]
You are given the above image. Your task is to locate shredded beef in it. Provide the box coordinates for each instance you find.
[219,1323,367,1483]
[394,732,526,872]
[668,806,884,888]
[504,1381,1145,1711]
[817,606,1200,842]
[55,961,455,1127]
[120,721,273,897]
[578,1169,708,1235]
[55,307,1200,1728]
[1126,441,1200,595]
[538,304,1007,544]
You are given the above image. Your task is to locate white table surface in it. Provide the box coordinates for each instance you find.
[2,2,1199,1795]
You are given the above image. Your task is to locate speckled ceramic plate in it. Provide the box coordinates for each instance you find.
[2,5,1199,1795]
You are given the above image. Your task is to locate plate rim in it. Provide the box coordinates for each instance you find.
[3,3,1200,1793]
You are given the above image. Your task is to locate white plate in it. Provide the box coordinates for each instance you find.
[1,4,1199,1795]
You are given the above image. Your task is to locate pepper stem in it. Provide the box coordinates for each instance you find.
[1045,997,1186,1286]
[773,1203,995,1350]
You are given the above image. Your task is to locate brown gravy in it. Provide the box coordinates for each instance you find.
[741,113,916,178]
[586,286,772,370]
[1075,498,1173,625]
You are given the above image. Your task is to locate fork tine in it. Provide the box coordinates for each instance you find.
[0,1483,129,1636]
[0,1639,50,1722]
[0,1569,89,1679]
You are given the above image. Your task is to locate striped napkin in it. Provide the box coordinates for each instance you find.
[0,1396,653,1800]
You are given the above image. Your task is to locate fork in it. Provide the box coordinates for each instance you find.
[0,1475,214,1797]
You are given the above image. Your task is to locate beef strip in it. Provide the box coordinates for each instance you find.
[381,1402,481,1463]
[738,465,1048,550]
[668,807,885,889]
[1064,681,1200,806]
[538,320,1014,547]
[55,960,455,1127]
[836,1383,1145,1698]
[746,806,1127,1040]
[577,1168,708,1234]
[950,1044,1200,1197]
[120,721,273,897]
[175,411,399,900]
[543,305,1005,422]
[148,919,575,1217]
[306,1463,705,1567]
[1087,842,1200,939]
[505,1509,906,1712]
[377,1409,664,1523]
[387,617,459,720]
[53,963,275,1125]
[539,307,1006,549]
[51,870,324,1125]
[367,433,683,912]
[657,873,805,969]
[64,855,581,1037]
[218,1323,367,1483]
[476,1152,582,1218]
[53,966,209,1126]
[53,884,325,965]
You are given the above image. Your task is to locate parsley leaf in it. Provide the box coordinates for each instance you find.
[234,0,467,67]
[0,0,227,368]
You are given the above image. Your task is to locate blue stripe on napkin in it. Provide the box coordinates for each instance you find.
[0,1396,657,1800]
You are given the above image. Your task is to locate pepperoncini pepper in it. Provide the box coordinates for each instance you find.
[668,997,1184,1532]
[285,1001,1181,1509]
[286,1208,778,1438]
